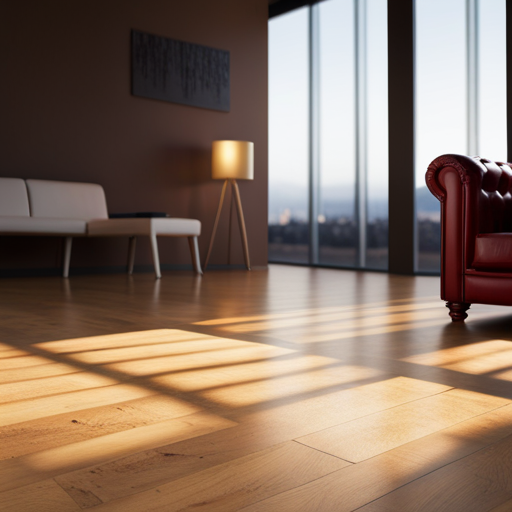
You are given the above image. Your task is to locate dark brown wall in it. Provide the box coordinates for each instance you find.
[0,0,268,274]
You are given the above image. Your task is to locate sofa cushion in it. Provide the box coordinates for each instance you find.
[473,233,512,270]
[87,218,201,237]
[0,216,87,235]
[0,178,30,216]
[26,179,108,220]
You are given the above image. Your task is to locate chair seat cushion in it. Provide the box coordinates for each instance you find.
[87,218,201,237]
[0,216,87,235]
[473,233,512,270]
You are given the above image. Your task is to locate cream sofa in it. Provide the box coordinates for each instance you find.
[0,177,202,278]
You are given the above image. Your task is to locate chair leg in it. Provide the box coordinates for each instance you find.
[150,234,162,279]
[127,236,136,274]
[188,236,203,275]
[63,237,73,278]
[446,302,471,322]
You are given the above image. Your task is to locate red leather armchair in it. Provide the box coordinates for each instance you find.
[426,154,512,321]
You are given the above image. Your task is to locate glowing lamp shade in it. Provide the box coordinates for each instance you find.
[212,141,254,180]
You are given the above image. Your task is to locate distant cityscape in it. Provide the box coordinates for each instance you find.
[269,186,441,271]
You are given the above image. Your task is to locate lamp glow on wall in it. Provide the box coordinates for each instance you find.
[204,140,254,270]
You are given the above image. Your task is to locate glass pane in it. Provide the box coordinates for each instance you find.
[268,8,310,264]
[478,0,506,161]
[366,0,388,270]
[317,0,357,267]
[415,0,467,273]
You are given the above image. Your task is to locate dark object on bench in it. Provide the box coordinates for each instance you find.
[109,212,168,218]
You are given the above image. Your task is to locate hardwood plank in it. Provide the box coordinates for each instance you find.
[153,357,383,408]
[0,354,52,369]
[0,411,236,493]
[216,307,446,334]
[490,497,512,512]
[0,372,120,404]
[31,329,268,354]
[91,338,293,376]
[199,363,383,409]
[403,339,512,381]
[240,451,422,512]
[195,300,443,328]
[0,394,200,460]
[39,331,291,365]
[235,375,452,423]
[85,441,350,511]
[0,479,81,512]
[240,403,512,512]
[0,382,155,427]
[279,316,453,344]
[296,388,510,462]
[356,431,512,512]
[229,312,462,344]
[0,362,82,384]
[0,345,32,359]
[53,376,452,507]
[1,267,512,512]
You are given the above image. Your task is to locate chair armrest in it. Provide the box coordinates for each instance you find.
[426,154,482,201]
[426,154,512,302]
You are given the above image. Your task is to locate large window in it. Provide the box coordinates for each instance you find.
[270,0,506,274]
[415,0,506,273]
[365,0,389,269]
[477,0,507,158]
[268,8,310,264]
[317,0,357,267]
[269,0,389,270]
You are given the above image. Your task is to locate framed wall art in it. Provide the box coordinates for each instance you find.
[131,29,230,112]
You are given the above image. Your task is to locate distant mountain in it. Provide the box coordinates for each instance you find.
[269,184,388,221]
[268,184,440,221]
[416,186,440,213]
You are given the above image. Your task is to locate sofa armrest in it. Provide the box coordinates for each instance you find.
[426,154,512,302]
[426,155,482,302]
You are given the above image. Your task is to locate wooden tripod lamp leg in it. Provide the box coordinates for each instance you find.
[204,179,229,271]
[231,179,251,270]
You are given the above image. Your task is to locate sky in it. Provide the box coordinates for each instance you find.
[268,0,506,222]
[415,0,506,185]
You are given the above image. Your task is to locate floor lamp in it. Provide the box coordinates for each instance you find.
[204,140,254,271]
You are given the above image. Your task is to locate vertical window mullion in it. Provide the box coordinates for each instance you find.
[309,4,320,265]
[467,0,479,155]
[355,0,368,268]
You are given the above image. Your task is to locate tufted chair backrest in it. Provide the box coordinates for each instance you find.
[476,157,512,234]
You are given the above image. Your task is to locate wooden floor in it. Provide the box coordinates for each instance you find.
[3,265,512,511]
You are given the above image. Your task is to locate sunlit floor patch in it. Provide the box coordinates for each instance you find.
[402,339,512,380]
[154,358,383,407]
